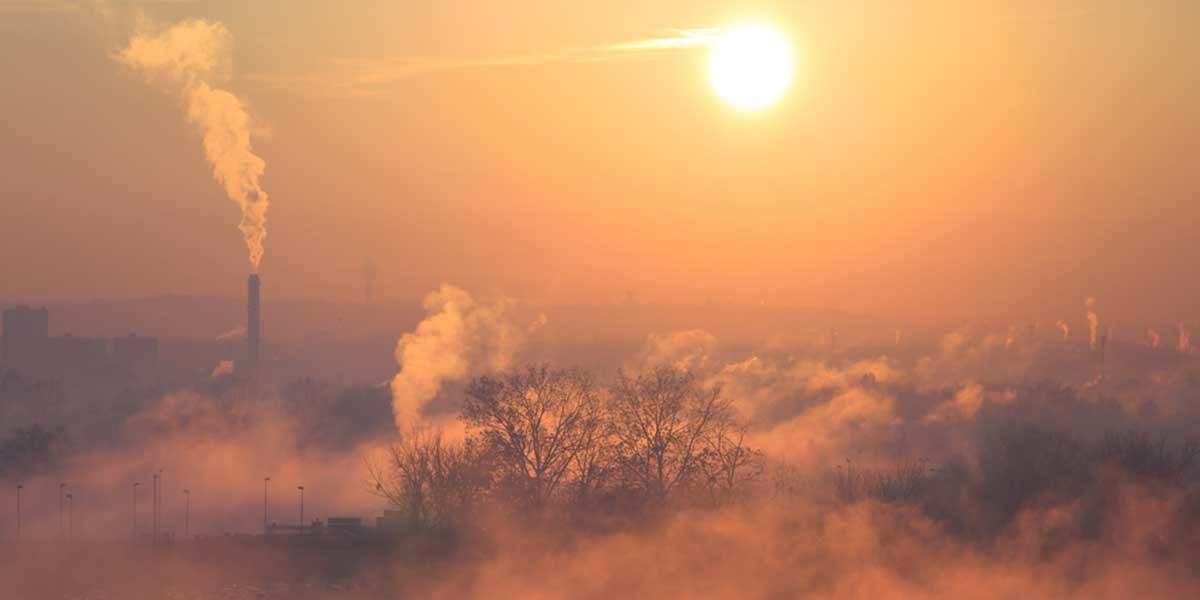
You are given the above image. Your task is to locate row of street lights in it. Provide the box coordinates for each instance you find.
[12,477,307,541]
[132,470,179,542]
[261,477,308,535]
[9,482,77,542]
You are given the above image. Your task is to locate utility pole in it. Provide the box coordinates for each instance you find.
[183,489,190,539]
[297,486,305,533]
[263,477,271,536]
[66,493,73,541]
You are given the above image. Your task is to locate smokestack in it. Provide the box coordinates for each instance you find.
[248,274,261,371]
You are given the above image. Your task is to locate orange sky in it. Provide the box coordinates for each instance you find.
[0,1,1197,323]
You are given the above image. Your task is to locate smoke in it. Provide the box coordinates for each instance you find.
[209,360,234,379]
[116,19,270,271]
[1056,320,1070,341]
[2,385,390,544]
[1086,297,1100,351]
[1148,329,1161,349]
[216,324,246,341]
[528,312,549,333]
[5,300,1200,597]
[1178,322,1192,354]
[628,329,719,372]
[389,285,521,434]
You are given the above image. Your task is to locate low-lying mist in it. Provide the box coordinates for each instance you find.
[1,287,1198,598]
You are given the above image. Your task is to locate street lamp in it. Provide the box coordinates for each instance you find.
[58,482,66,540]
[263,477,271,536]
[15,485,23,542]
[151,471,159,542]
[156,469,164,543]
[66,493,73,541]
[297,486,305,534]
[183,489,190,539]
[132,482,140,541]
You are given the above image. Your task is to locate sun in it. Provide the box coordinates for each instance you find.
[707,23,795,111]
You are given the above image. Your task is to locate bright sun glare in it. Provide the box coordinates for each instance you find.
[708,23,795,111]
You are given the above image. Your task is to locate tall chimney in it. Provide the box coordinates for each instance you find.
[248,274,261,371]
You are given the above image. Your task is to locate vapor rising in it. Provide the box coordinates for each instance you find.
[1086,296,1100,351]
[116,19,270,271]
[390,285,522,434]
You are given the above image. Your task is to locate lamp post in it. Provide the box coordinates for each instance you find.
[15,485,22,542]
[58,482,66,540]
[297,486,305,534]
[183,489,190,539]
[66,493,73,541]
[263,477,271,536]
[151,472,158,543]
[132,482,140,541]
[156,469,164,543]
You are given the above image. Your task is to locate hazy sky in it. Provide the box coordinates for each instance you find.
[1,0,1197,323]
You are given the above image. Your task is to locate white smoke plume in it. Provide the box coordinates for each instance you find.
[528,312,549,333]
[116,19,270,271]
[628,329,719,372]
[1148,329,1162,349]
[1178,322,1193,354]
[209,359,234,379]
[1086,296,1100,351]
[390,285,522,434]
[1056,320,1070,341]
[215,324,246,341]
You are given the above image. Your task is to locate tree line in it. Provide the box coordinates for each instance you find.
[371,364,762,531]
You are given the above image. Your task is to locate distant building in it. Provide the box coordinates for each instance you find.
[326,517,365,535]
[4,306,161,378]
[46,334,108,373]
[2,305,49,372]
[113,334,159,372]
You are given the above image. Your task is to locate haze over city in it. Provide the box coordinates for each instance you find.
[1,1,1199,599]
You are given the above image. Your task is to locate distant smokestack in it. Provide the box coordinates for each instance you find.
[248,274,261,370]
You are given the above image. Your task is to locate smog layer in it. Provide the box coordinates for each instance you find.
[2,287,1199,599]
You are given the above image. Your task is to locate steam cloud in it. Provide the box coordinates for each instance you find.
[1086,296,1100,351]
[215,324,246,341]
[117,20,271,271]
[209,359,234,379]
[389,285,521,434]
[628,328,718,372]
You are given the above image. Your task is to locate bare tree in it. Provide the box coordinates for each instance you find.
[463,365,607,510]
[701,420,763,505]
[609,366,735,504]
[370,431,489,531]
